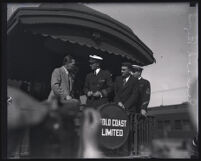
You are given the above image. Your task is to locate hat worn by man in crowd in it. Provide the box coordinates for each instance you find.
[89,55,103,63]
[132,64,144,71]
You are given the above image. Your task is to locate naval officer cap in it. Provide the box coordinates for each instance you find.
[89,54,103,63]
[132,64,144,71]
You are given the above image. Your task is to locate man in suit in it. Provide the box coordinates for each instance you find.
[114,62,139,156]
[131,65,151,117]
[84,55,113,108]
[114,62,139,112]
[48,55,78,104]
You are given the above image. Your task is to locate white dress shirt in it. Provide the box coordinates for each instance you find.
[95,68,100,75]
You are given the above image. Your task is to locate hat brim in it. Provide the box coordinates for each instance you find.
[132,65,143,70]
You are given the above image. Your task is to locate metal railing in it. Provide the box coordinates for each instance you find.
[129,113,155,156]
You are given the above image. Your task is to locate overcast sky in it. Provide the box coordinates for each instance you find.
[7,3,198,107]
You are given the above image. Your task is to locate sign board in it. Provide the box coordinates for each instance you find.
[98,103,129,149]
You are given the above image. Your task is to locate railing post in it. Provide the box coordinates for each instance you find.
[134,114,138,155]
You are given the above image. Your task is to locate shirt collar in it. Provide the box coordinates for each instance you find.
[138,76,142,80]
[125,75,130,82]
[95,68,101,75]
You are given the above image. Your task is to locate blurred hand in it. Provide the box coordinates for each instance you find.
[60,95,72,104]
[93,91,102,98]
[118,102,125,109]
[7,86,48,129]
[81,108,103,158]
[87,91,93,97]
[66,95,72,100]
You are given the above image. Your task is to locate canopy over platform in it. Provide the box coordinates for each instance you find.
[7,3,156,98]
[8,3,155,65]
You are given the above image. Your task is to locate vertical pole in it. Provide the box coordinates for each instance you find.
[134,114,138,155]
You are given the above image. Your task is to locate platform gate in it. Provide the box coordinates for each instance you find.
[132,114,155,155]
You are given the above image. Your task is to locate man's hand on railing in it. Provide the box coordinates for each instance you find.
[136,111,147,121]
[93,91,102,98]
[141,109,147,117]
[118,102,125,109]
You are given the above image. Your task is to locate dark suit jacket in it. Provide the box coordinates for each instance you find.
[136,77,151,112]
[84,69,113,107]
[114,76,139,112]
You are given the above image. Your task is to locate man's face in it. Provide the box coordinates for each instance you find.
[66,59,76,71]
[132,70,141,78]
[90,62,99,70]
[121,66,130,78]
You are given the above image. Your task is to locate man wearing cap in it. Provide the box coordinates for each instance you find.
[131,64,151,117]
[83,55,113,108]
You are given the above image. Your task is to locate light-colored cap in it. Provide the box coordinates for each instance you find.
[132,64,143,70]
[89,55,103,60]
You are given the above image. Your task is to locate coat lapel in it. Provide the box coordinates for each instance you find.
[61,67,68,83]
[61,67,71,91]
[122,76,132,89]
[96,69,102,77]
[118,77,128,92]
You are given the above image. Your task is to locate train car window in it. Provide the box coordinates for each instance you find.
[174,120,182,130]
[182,120,191,131]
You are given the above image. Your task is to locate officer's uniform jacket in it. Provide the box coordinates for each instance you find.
[136,77,151,113]
[84,69,113,108]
